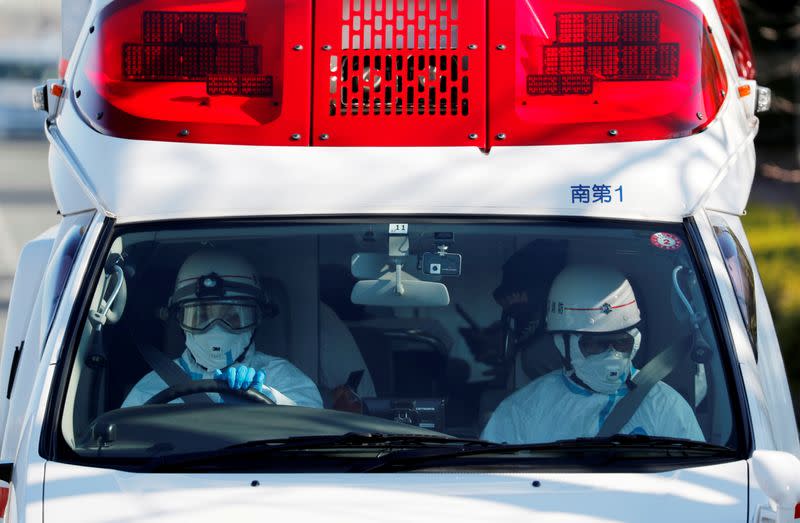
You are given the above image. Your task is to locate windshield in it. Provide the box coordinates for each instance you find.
[58,219,741,470]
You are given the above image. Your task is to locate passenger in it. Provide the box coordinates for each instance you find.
[481,264,703,444]
[123,249,322,408]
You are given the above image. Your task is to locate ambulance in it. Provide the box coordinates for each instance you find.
[1,0,798,521]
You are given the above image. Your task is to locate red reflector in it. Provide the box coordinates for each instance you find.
[795,502,800,519]
[0,486,8,518]
[489,0,727,146]
[74,0,312,145]
[58,58,69,79]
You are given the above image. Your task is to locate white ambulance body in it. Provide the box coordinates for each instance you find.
[0,0,798,521]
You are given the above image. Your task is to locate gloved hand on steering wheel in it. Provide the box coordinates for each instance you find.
[214,366,267,391]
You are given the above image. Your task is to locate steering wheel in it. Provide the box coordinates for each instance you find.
[144,379,276,406]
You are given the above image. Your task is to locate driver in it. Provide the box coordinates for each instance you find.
[122,249,323,408]
[481,264,703,444]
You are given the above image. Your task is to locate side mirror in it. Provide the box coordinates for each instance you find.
[751,450,800,523]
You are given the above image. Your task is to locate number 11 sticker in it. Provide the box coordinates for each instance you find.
[389,224,408,235]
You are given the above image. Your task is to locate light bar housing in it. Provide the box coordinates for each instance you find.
[73,0,727,147]
[74,0,312,145]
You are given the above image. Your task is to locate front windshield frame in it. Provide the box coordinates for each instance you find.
[41,215,753,472]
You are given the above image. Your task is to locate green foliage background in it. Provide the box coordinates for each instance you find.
[742,206,800,419]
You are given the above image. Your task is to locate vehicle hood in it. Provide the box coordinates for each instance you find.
[44,460,747,522]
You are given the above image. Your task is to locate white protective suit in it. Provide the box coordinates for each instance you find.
[122,347,323,408]
[481,369,704,444]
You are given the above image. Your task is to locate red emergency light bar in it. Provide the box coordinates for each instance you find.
[73,0,726,147]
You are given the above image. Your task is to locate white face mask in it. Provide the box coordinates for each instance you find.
[555,330,641,394]
[184,324,253,371]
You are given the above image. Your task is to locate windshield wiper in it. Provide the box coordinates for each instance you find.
[150,432,496,471]
[222,432,496,453]
[544,434,737,452]
[357,434,737,472]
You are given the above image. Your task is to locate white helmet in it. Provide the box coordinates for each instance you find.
[171,249,263,306]
[546,264,642,394]
[546,264,640,333]
[170,249,266,371]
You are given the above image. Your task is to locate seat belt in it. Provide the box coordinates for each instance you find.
[135,343,213,405]
[597,337,690,437]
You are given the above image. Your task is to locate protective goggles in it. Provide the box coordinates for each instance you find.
[175,299,261,333]
[577,328,639,357]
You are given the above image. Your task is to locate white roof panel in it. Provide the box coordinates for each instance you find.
[48,92,755,224]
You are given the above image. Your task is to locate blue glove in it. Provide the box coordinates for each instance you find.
[214,366,266,391]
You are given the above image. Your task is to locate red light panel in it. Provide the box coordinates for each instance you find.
[74,0,311,145]
[528,74,593,95]
[489,0,727,146]
[713,0,755,79]
[141,12,247,45]
[537,10,678,92]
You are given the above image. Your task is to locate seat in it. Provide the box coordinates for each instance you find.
[319,302,377,398]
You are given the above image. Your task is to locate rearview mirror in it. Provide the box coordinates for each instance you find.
[351,279,450,307]
[351,253,413,279]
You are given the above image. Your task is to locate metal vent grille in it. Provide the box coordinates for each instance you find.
[341,0,460,50]
[313,0,483,145]
[329,53,469,116]
[329,0,469,118]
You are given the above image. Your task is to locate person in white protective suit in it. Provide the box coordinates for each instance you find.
[122,249,323,408]
[481,264,704,444]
